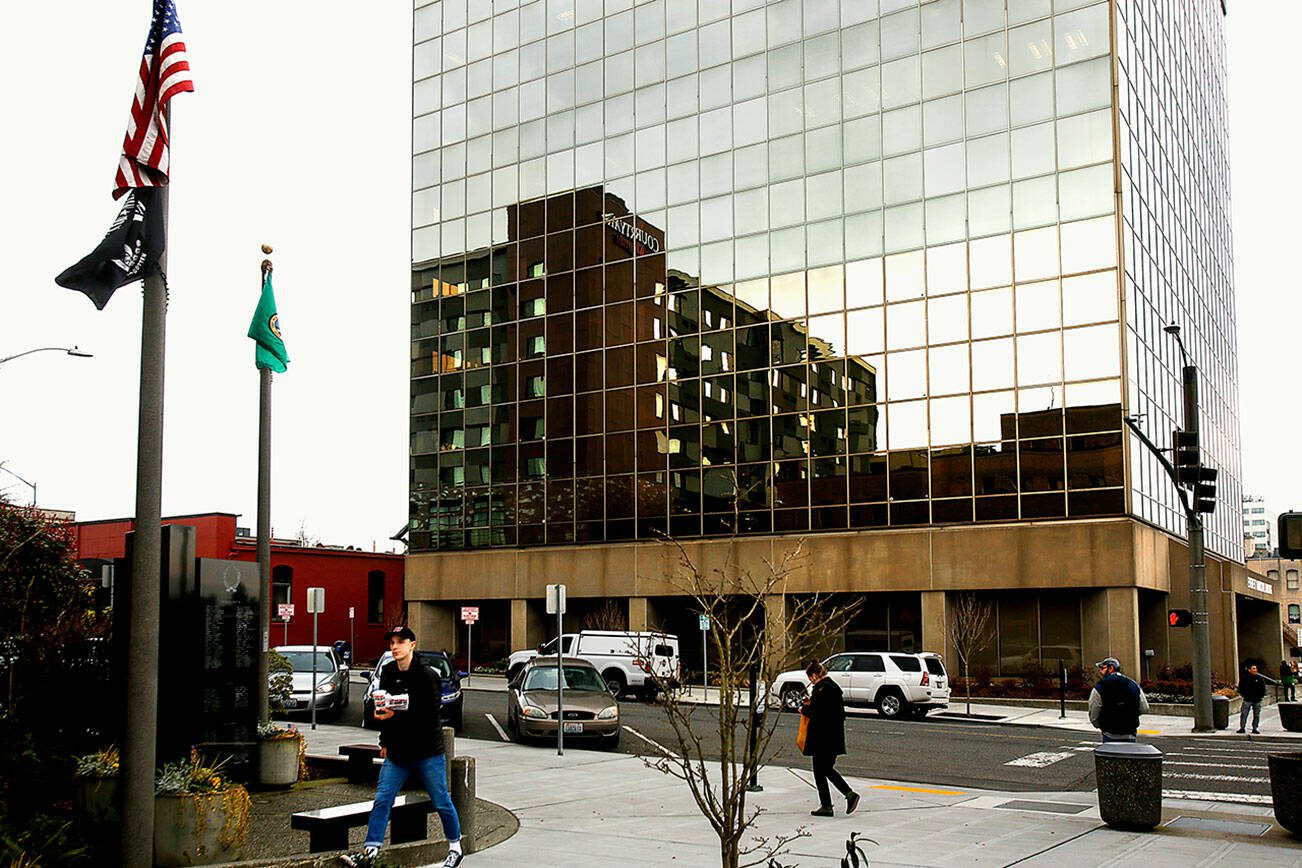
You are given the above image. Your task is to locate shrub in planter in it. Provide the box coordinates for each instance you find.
[257,722,304,787]
[154,751,251,867]
[74,746,119,824]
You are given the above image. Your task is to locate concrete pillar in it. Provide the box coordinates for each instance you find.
[921,591,950,661]
[411,601,456,650]
[764,594,790,670]
[442,726,455,786]
[628,596,649,631]
[1082,588,1141,677]
[510,597,545,653]
[450,756,476,853]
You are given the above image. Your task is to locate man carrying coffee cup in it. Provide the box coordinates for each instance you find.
[340,626,464,867]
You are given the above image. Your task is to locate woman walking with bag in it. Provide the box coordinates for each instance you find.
[801,660,860,817]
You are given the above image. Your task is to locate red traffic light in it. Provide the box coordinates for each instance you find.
[1169,609,1192,628]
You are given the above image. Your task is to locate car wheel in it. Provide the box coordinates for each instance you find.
[449,705,463,731]
[876,690,907,719]
[602,730,621,750]
[603,670,627,698]
[780,685,806,713]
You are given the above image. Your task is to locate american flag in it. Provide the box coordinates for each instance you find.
[113,0,194,198]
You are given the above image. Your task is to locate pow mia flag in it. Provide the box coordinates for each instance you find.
[55,187,164,310]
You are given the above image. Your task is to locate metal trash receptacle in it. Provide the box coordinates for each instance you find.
[1212,694,1230,730]
[1095,742,1163,831]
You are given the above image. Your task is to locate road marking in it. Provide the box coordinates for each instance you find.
[1165,761,1265,771]
[1163,789,1273,805]
[485,713,509,742]
[871,784,966,796]
[622,725,680,758]
[1005,751,1078,768]
[1164,772,1269,784]
[1137,729,1160,735]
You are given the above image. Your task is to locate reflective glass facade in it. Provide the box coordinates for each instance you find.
[408,0,1236,556]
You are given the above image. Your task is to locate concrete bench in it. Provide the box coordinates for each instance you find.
[290,793,431,853]
[339,743,382,784]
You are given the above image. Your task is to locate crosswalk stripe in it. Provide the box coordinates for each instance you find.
[1163,789,1273,805]
[1164,772,1269,783]
[1165,761,1266,770]
[1005,751,1077,768]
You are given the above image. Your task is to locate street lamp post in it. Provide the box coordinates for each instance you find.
[0,464,36,506]
[1123,323,1215,732]
[0,346,93,367]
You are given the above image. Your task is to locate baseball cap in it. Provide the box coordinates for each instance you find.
[1095,657,1121,670]
[385,625,416,641]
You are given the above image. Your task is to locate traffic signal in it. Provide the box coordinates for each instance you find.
[1173,430,1200,484]
[1168,609,1192,628]
[1193,466,1218,514]
[1282,512,1302,559]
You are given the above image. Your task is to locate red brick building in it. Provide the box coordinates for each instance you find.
[74,512,404,664]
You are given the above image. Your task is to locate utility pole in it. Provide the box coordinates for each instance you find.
[1124,323,1217,732]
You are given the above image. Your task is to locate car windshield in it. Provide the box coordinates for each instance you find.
[419,653,454,678]
[280,651,335,672]
[523,665,607,693]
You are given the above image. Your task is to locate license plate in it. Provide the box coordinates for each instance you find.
[563,722,583,734]
[285,699,301,708]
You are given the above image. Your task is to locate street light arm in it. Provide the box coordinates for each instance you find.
[1123,416,1193,517]
[0,346,92,366]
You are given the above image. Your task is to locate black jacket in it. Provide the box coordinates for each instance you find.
[376,656,444,765]
[800,677,846,757]
[1239,671,1267,703]
[1091,673,1142,736]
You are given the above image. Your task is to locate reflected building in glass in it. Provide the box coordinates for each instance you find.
[407,0,1263,681]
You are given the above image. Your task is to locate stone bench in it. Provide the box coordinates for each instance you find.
[290,793,431,853]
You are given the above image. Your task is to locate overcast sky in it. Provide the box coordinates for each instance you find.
[0,2,1298,552]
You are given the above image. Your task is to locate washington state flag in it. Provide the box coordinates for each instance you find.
[248,271,289,373]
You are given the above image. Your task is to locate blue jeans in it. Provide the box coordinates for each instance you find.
[364,753,461,850]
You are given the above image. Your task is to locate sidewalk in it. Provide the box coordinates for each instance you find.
[301,726,1301,867]
[459,675,1302,739]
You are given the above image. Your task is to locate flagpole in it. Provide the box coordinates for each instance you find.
[121,180,167,868]
[256,250,274,727]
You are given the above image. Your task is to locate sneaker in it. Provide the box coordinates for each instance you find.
[443,852,464,867]
[810,806,834,817]
[339,849,378,867]
[846,792,861,814]
[1237,729,1245,734]
[1253,729,1261,734]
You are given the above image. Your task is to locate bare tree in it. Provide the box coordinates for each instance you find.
[946,592,993,716]
[637,537,862,868]
[581,598,628,632]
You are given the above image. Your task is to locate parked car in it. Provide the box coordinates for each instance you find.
[767,651,950,720]
[361,649,463,731]
[507,630,681,699]
[274,645,350,717]
[505,657,620,748]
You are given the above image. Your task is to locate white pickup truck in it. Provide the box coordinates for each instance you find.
[507,630,681,699]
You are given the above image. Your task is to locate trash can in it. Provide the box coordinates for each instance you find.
[1212,694,1230,730]
[1095,742,1163,831]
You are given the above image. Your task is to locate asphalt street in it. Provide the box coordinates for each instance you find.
[298,684,1286,807]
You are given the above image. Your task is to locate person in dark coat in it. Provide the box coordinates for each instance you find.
[1088,657,1149,742]
[1238,664,1268,734]
[801,661,860,817]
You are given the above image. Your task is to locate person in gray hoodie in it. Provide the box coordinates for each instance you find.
[1088,657,1150,742]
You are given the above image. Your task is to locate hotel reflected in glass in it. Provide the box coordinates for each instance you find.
[407,0,1267,681]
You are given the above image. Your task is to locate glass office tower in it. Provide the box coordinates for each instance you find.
[409,0,1240,561]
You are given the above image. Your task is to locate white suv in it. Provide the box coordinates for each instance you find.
[769,652,949,719]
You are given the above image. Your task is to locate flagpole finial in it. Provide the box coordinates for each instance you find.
[261,244,273,278]
[261,244,273,254]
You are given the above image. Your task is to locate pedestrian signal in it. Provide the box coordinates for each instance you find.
[1168,609,1192,628]
[1281,512,1302,559]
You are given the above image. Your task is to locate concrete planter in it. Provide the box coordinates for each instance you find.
[73,776,117,824]
[1278,703,1302,732]
[259,735,302,787]
[1269,752,1302,834]
[1095,742,1163,831]
[154,791,248,866]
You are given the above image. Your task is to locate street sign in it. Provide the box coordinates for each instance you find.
[306,587,325,614]
[462,606,480,624]
[546,583,567,615]
[278,603,295,619]
[349,606,355,619]
[699,614,710,631]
